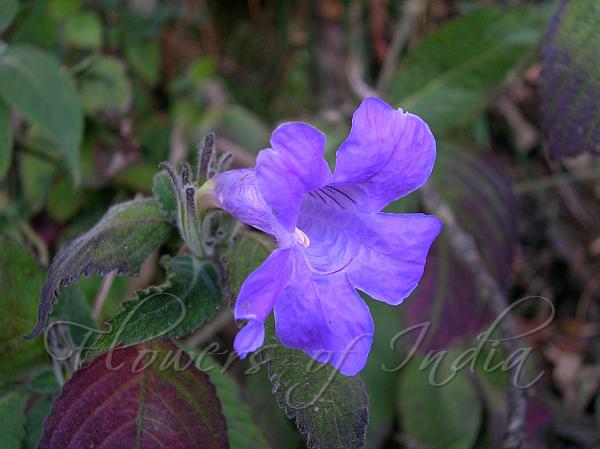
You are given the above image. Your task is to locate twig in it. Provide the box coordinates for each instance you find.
[347,0,378,99]
[92,270,116,321]
[495,96,538,153]
[184,307,233,348]
[16,220,49,267]
[376,0,428,94]
[216,136,256,168]
[168,119,189,166]
[514,166,600,194]
[421,183,528,449]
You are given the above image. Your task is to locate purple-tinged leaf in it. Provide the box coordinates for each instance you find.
[405,148,518,351]
[541,0,600,158]
[26,198,173,340]
[39,340,230,449]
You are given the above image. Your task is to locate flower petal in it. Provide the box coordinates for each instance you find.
[332,97,436,212]
[346,213,442,305]
[234,247,293,358]
[274,248,374,376]
[234,320,264,359]
[212,169,274,234]
[256,122,331,233]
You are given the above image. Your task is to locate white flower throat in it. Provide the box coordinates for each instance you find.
[294,227,311,247]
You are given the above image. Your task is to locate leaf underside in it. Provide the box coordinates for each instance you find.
[26,198,172,339]
[541,0,600,157]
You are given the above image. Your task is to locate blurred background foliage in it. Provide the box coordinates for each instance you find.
[1,0,600,448]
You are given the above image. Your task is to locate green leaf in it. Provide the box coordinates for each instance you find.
[0,235,47,381]
[244,369,302,448]
[0,100,12,181]
[112,162,156,192]
[390,4,551,133]
[197,105,269,159]
[199,357,271,449]
[11,4,58,48]
[0,44,83,181]
[263,326,369,449]
[0,390,28,449]
[541,0,600,157]
[153,169,177,220]
[18,151,56,215]
[50,284,96,347]
[40,340,231,449]
[226,233,369,449]
[64,11,103,49]
[86,255,222,359]
[0,0,18,33]
[125,40,161,85]
[24,394,54,449]
[362,299,407,449]
[80,56,132,117]
[27,198,173,339]
[47,177,84,222]
[397,353,483,449]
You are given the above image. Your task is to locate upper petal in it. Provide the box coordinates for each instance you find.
[256,122,331,232]
[212,168,274,235]
[273,248,374,376]
[233,247,293,358]
[332,97,436,212]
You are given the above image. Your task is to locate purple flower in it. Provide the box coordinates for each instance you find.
[213,97,442,375]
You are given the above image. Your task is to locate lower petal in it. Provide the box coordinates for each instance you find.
[274,250,374,376]
[234,247,293,358]
[234,320,265,359]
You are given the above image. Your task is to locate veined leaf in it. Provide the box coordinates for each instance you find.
[64,12,103,49]
[87,255,222,360]
[197,105,269,160]
[80,56,132,117]
[0,0,18,33]
[0,235,47,381]
[40,340,230,449]
[262,325,369,449]
[198,356,271,449]
[0,44,83,181]
[153,170,177,221]
[397,353,483,449]
[0,100,12,180]
[27,198,173,339]
[390,5,551,133]
[226,233,369,449]
[0,390,28,449]
[405,147,518,351]
[541,0,600,157]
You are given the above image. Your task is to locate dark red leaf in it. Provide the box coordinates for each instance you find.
[405,148,518,351]
[40,340,230,449]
